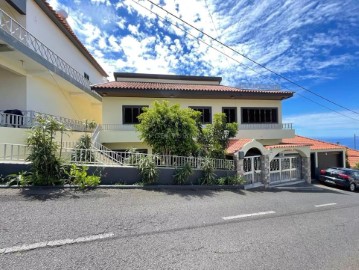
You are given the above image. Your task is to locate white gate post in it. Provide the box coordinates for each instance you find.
[261,155,270,187]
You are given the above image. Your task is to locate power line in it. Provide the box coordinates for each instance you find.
[129,0,359,122]
[142,0,359,117]
[203,0,219,39]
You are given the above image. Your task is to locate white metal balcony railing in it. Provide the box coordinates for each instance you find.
[0,110,95,132]
[0,8,100,97]
[239,123,293,130]
[101,124,136,131]
[0,143,235,170]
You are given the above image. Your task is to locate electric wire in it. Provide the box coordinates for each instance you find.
[130,0,359,122]
[142,0,359,116]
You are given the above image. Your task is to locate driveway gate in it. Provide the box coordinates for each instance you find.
[243,155,262,184]
[270,156,302,183]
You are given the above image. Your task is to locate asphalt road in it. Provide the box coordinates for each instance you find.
[1,183,359,269]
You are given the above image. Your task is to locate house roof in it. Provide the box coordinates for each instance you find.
[226,139,252,154]
[347,148,359,168]
[282,135,346,151]
[92,81,294,100]
[226,135,346,155]
[34,0,108,77]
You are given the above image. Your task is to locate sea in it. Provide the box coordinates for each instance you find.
[316,137,358,150]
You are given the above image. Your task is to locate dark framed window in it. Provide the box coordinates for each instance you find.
[222,107,237,123]
[123,105,148,124]
[190,106,212,124]
[84,72,89,80]
[241,108,278,124]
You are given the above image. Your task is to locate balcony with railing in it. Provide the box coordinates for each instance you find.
[237,122,295,139]
[0,7,101,100]
[0,110,95,132]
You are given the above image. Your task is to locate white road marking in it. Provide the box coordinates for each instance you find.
[222,211,276,220]
[315,203,337,208]
[0,232,114,255]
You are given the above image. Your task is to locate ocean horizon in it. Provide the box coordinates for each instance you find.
[315,137,358,150]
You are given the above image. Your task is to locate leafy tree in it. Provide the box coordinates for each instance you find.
[26,116,64,185]
[198,113,238,158]
[136,101,201,156]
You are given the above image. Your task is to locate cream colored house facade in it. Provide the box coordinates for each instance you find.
[0,0,107,144]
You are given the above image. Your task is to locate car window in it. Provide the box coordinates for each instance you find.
[351,171,359,178]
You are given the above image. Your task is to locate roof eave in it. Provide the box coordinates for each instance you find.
[34,0,108,77]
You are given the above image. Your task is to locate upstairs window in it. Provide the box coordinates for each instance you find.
[123,105,148,124]
[222,107,237,123]
[84,72,90,80]
[241,108,278,124]
[190,106,212,124]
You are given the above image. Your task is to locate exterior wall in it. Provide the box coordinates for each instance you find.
[0,1,26,26]
[26,75,101,123]
[101,97,291,144]
[0,126,89,144]
[0,69,26,110]
[25,1,105,84]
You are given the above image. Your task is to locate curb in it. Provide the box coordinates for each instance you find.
[0,184,245,191]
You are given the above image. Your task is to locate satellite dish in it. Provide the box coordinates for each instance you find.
[57,9,68,19]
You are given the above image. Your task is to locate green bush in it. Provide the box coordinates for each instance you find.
[173,163,193,184]
[201,157,217,185]
[72,134,95,163]
[26,116,65,185]
[67,164,100,189]
[137,156,158,184]
[3,171,32,186]
[217,175,246,185]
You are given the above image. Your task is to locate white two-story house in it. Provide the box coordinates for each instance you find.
[0,0,107,144]
[92,72,339,185]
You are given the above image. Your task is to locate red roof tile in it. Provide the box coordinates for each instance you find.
[226,139,252,154]
[265,143,311,149]
[347,148,359,168]
[92,81,293,95]
[40,0,107,77]
[283,135,346,150]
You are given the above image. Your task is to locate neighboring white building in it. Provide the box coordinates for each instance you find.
[0,0,108,144]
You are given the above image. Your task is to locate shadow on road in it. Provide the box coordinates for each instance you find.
[147,187,246,199]
[19,188,84,201]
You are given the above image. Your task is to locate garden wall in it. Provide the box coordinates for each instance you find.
[0,163,236,185]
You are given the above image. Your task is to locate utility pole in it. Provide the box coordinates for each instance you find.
[354,133,357,150]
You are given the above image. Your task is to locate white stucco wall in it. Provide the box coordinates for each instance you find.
[26,75,101,122]
[25,1,105,84]
[100,97,292,144]
[0,69,26,110]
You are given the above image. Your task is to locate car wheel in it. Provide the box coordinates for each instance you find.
[350,182,356,192]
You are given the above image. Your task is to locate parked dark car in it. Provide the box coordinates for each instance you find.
[319,167,359,192]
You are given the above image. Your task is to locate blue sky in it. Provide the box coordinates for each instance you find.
[49,0,359,146]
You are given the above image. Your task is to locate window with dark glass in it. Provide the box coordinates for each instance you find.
[222,107,237,123]
[123,105,148,124]
[84,72,89,80]
[190,106,212,124]
[241,108,278,123]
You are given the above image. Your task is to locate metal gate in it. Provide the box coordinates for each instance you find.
[270,156,302,183]
[243,156,262,184]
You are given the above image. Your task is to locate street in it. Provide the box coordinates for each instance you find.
[1,183,359,269]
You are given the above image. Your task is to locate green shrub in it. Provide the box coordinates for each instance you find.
[174,163,193,184]
[217,175,246,185]
[26,116,65,185]
[67,164,100,189]
[72,134,95,163]
[3,171,32,186]
[137,156,158,184]
[201,157,217,185]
